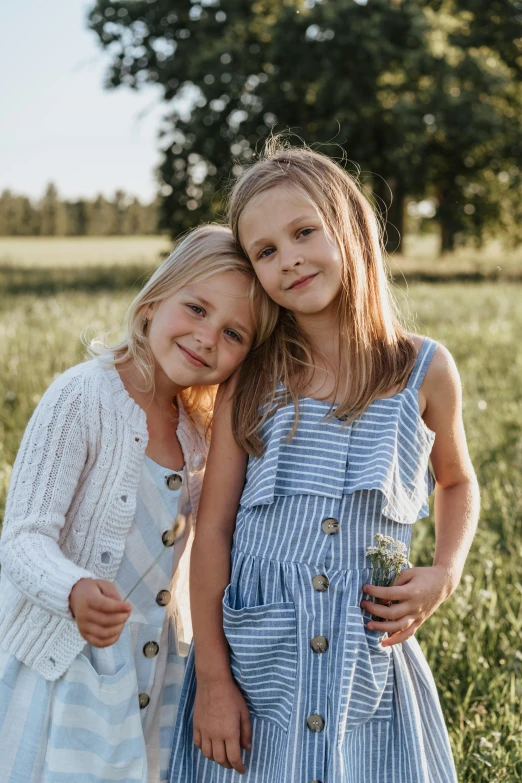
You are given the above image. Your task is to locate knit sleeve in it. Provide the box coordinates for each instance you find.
[0,369,96,619]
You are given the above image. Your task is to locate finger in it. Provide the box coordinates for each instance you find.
[211,740,232,769]
[82,622,126,641]
[201,737,214,761]
[85,633,121,648]
[89,589,132,615]
[193,728,202,749]
[361,600,411,621]
[240,708,252,751]
[96,580,123,600]
[96,580,133,613]
[225,737,246,774]
[366,617,415,634]
[381,621,419,648]
[84,609,131,627]
[362,583,410,601]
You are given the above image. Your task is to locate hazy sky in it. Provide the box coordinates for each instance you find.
[1,0,165,201]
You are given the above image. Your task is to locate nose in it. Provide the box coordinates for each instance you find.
[279,244,304,272]
[193,321,219,350]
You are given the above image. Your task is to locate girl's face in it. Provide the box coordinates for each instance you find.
[146,270,255,390]
[239,186,343,318]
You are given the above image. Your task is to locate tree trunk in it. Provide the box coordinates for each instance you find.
[440,216,457,253]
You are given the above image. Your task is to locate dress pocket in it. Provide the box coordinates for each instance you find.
[45,652,146,781]
[338,607,394,741]
[222,585,297,732]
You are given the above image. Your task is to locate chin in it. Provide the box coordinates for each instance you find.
[163,363,210,389]
[294,300,331,315]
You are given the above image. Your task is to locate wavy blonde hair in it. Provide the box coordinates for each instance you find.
[227,141,416,456]
[87,224,279,428]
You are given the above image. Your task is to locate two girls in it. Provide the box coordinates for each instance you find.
[0,225,278,783]
[170,146,480,782]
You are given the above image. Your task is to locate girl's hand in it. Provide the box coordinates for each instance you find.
[69,578,132,647]
[193,676,252,774]
[361,565,457,647]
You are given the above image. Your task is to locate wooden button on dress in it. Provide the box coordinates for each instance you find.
[321,517,339,535]
[143,641,159,658]
[310,635,329,654]
[162,529,176,547]
[312,574,329,592]
[166,473,182,491]
[156,590,171,607]
[307,714,325,732]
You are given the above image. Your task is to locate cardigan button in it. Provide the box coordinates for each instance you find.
[166,473,183,491]
[139,693,150,709]
[143,641,159,658]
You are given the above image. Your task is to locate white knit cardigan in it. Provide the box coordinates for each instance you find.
[0,358,208,680]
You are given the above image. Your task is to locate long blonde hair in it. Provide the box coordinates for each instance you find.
[87,224,279,426]
[227,141,416,456]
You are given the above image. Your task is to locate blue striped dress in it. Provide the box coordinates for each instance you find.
[0,456,189,783]
[169,338,457,783]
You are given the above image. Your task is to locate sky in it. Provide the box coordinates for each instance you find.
[1,0,165,202]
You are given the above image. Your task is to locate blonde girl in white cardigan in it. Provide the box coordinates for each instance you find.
[0,225,278,783]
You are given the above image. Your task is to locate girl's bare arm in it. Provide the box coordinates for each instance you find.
[424,344,480,585]
[361,344,480,645]
[190,380,252,773]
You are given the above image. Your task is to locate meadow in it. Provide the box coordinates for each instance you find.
[0,237,521,781]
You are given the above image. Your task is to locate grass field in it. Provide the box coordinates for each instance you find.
[0,238,521,780]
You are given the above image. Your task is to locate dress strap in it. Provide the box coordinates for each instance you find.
[406,337,438,391]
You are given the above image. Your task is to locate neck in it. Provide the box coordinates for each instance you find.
[118,359,186,414]
[294,307,340,363]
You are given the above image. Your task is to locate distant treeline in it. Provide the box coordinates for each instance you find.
[0,184,160,236]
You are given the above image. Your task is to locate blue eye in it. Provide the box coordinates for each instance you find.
[258,247,275,260]
[188,304,204,315]
[299,228,314,238]
[225,329,241,342]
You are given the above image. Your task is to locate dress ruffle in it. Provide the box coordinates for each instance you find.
[240,388,435,525]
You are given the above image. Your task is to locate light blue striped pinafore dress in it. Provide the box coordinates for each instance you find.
[0,456,189,783]
[170,338,458,783]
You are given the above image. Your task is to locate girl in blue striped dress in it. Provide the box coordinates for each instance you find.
[0,225,278,783]
[169,146,480,783]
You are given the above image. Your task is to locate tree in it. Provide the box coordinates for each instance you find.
[0,191,40,235]
[0,190,158,237]
[88,194,113,235]
[88,0,435,248]
[40,184,67,236]
[65,199,91,235]
[418,1,522,250]
[87,0,522,251]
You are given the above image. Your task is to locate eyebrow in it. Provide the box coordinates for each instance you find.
[247,214,318,254]
[188,293,253,338]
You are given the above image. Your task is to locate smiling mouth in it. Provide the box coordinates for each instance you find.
[177,344,210,368]
[287,273,318,291]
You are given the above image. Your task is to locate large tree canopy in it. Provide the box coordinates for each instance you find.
[88,0,522,250]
